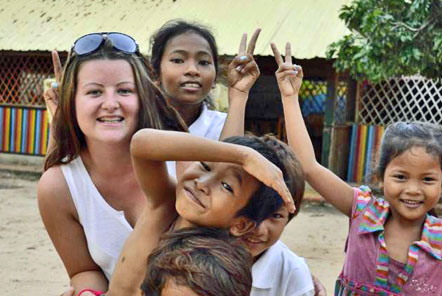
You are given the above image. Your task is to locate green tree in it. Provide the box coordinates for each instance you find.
[327,0,442,82]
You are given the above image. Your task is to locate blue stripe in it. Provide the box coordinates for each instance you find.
[21,109,27,153]
[347,124,357,181]
[364,126,374,178]
[10,108,16,152]
[22,109,28,153]
[34,110,42,154]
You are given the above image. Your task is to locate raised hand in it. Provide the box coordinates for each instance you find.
[271,42,303,98]
[242,148,295,213]
[312,275,327,296]
[43,50,62,118]
[227,28,261,94]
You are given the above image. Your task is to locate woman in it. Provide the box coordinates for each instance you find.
[38,32,183,294]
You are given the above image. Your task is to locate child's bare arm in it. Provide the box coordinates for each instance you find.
[131,129,295,212]
[271,43,354,216]
[220,28,261,139]
[107,206,172,296]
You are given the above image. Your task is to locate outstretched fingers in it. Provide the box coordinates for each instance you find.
[285,42,292,64]
[52,50,62,83]
[271,43,283,66]
[238,33,247,55]
[246,28,261,55]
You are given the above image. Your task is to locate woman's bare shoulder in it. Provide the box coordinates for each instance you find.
[37,166,74,213]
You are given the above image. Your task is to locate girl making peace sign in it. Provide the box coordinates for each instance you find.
[272,42,442,295]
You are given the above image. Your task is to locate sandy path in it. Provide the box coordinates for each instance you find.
[0,170,348,295]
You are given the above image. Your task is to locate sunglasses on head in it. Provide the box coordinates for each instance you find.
[72,32,139,56]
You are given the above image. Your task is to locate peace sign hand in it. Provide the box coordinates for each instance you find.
[227,28,261,95]
[271,42,303,98]
[43,50,62,118]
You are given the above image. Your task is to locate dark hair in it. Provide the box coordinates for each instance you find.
[45,37,186,170]
[376,121,442,181]
[150,19,219,78]
[261,134,305,221]
[149,20,219,109]
[224,135,304,225]
[141,227,252,296]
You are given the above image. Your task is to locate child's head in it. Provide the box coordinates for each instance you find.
[141,227,252,296]
[377,122,442,180]
[241,136,305,258]
[175,135,304,237]
[45,32,183,169]
[149,20,218,108]
[376,121,442,220]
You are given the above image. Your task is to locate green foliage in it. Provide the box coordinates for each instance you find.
[327,0,442,82]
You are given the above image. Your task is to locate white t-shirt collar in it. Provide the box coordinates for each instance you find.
[251,240,282,289]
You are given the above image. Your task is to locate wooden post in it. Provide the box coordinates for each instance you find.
[345,78,357,122]
[321,72,338,168]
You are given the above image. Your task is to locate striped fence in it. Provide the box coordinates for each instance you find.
[347,124,385,183]
[0,106,50,156]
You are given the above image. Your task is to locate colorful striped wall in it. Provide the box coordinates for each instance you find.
[0,106,50,156]
[347,124,385,183]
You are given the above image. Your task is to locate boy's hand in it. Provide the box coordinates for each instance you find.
[227,28,261,95]
[44,50,62,117]
[242,148,295,213]
[270,42,303,98]
[312,275,327,296]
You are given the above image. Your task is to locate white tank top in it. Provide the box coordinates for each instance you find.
[59,105,226,280]
[60,157,133,280]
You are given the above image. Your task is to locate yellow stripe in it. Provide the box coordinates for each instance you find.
[41,110,49,154]
[28,110,36,153]
[357,125,368,183]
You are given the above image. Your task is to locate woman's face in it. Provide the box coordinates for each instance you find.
[75,59,139,146]
[158,32,216,109]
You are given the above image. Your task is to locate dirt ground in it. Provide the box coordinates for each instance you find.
[0,168,348,295]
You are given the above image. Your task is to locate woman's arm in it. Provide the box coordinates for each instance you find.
[220,29,261,139]
[131,128,294,211]
[37,167,108,295]
[271,42,354,216]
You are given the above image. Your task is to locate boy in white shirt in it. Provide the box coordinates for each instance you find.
[241,138,316,296]
[243,205,315,296]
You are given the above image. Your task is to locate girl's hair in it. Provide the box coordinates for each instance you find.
[141,227,252,296]
[44,38,186,170]
[149,19,219,108]
[376,121,442,181]
[224,135,305,224]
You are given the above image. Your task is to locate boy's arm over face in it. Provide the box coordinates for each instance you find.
[131,129,294,212]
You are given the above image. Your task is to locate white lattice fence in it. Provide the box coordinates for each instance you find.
[358,76,442,125]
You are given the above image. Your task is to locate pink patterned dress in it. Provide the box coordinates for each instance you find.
[335,186,442,295]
